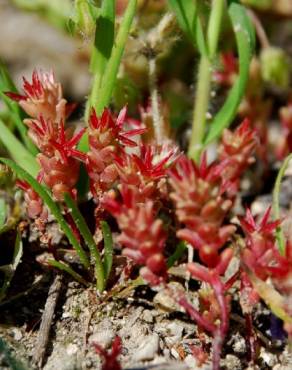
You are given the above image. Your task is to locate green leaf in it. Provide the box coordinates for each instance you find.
[167,241,187,268]
[0,158,89,269]
[101,221,113,280]
[168,0,207,55]
[63,193,104,291]
[0,198,6,228]
[0,231,23,302]
[204,2,255,145]
[0,119,39,177]
[87,0,115,112]
[85,0,115,128]
[272,153,292,254]
[80,0,137,152]
[0,338,28,370]
[90,0,115,77]
[0,61,38,154]
[48,260,89,286]
[94,0,137,114]
[168,0,197,42]
[195,18,208,56]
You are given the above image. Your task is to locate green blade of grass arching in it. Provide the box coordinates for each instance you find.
[100,221,113,280]
[0,120,39,177]
[64,193,105,291]
[48,260,89,286]
[204,2,255,145]
[0,158,89,269]
[0,61,38,154]
[272,153,292,255]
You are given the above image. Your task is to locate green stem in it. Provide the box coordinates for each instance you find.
[272,153,292,254]
[101,221,113,280]
[85,0,115,120]
[79,0,137,152]
[48,260,89,286]
[207,0,225,59]
[188,56,212,161]
[95,0,137,115]
[64,194,105,291]
[0,119,39,177]
[0,158,89,269]
[188,0,225,161]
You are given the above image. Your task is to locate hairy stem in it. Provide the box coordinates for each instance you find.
[149,57,164,144]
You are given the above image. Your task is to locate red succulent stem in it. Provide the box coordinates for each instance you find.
[224,270,240,291]
[244,313,258,363]
[177,294,217,333]
[211,275,229,370]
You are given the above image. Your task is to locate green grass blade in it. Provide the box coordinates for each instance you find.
[167,241,187,268]
[0,61,21,117]
[94,0,137,114]
[0,198,6,228]
[204,3,255,145]
[79,0,137,152]
[48,260,89,286]
[0,158,89,269]
[168,0,197,42]
[272,153,292,254]
[0,61,38,154]
[0,119,39,177]
[89,0,115,93]
[64,193,104,291]
[100,221,113,280]
[0,231,23,302]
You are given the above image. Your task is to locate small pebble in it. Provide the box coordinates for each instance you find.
[66,343,78,355]
[12,328,22,341]
[260,347,278,367]
[142,309,154,323]
[223,354,242,370]
[89,328,115,349]
[133,334,160,361]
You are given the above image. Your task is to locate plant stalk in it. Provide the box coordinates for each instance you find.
[95,0,137,115]
[188,0,225,161]
[188,56,212,161]
[149,57,164,144]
